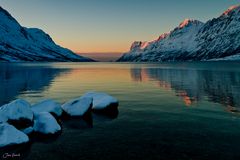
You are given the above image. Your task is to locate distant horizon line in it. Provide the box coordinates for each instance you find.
[76,52,126,54]
[78,52,124,62]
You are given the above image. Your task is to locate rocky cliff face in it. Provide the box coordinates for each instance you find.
[118,5,240,62]
[0,6,93,62]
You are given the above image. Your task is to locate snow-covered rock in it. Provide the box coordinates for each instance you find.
[33,112,61,134]
[0,99,33,125]
[0,6,93,62]
[118,5,240,62]
[0,123,29,148]
[31,99,63,117]
[21,127,34,135]
[61,97,93,116]
[82,92,119,110]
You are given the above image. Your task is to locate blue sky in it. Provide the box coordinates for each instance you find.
[1,0,239,53]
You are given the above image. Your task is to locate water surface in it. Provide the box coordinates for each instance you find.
[1,62,240,160]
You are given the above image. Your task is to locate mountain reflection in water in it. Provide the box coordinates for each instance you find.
[1,62,240,114]
[0,63,70,106]
[130,65,240,112]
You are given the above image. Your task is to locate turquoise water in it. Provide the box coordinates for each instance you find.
[1,62,240,160]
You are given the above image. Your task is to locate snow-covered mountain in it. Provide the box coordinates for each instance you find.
[0,6,93,62]
[118,5,240,62]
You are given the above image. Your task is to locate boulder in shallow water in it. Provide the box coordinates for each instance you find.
[21,127,34,135]
[33,112,61,134]
[82,92,119,110]
[0,123,29,148]
[0,99,33,128]
[31,99,63,117]
[61,97,92,117]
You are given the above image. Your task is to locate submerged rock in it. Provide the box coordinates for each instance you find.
[31,99,63,117]
[0,123,29,148]
[33,112,61,134]
[61,97,92,117]
[0,99,33,128]
[82,92,119,110]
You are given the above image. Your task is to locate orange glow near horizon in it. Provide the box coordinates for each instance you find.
[56,38,130,54]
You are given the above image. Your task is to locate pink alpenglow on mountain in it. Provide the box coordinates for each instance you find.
[118,5,240,62]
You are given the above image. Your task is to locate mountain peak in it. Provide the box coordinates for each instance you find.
[0,6,93,62]
[179,19,192,28]
[222,5,240,16]
[178,19,203,29]
[119,4,240,62]
[157,33,169,41]
[130,41,147,51]
[179,19,194,28]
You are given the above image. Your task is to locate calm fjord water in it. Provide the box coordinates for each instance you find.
[1,62,240,160]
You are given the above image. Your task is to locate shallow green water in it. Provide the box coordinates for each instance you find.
[1,62,240,160]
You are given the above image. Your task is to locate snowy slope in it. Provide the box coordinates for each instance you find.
[118,5,240,62]
[195,5,240,60]
[0,6,93,62]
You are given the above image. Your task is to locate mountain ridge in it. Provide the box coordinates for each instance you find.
[118,5,240,62]
[0,6,94,62]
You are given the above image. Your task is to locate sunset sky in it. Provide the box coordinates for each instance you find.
[1,0,239,54]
